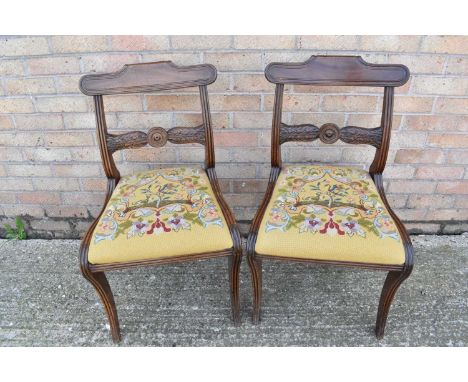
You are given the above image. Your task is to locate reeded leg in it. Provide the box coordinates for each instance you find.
[247,255,262,324]
[375,269,412,339]
[229,252,242,325]
[83,270,121,343]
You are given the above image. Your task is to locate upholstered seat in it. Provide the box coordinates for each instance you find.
[88,166,233,265]
[255,165,405,265]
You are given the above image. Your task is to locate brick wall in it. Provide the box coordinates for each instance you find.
[1,35,467,238]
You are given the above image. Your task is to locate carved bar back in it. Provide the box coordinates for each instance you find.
[264,55,409,177]
[79,61,218,191]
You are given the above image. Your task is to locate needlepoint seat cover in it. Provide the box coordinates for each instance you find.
[88,167,233,265]
[255,165,406,265]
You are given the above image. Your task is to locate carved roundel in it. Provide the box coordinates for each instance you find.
[319,123,340,144]
[147,127,168,147]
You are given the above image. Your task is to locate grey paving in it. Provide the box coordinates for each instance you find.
[0,235,466,346]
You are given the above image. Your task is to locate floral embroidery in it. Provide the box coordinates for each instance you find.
[94,167,224,244]
[264,166,400,241]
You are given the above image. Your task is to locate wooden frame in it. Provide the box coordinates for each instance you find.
[247,56,413,339]
[79,61,242,343]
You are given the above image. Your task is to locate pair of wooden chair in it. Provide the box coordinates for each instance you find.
[79,56,413,343]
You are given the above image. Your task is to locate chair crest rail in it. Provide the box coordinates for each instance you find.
[265,55,409,87]
[280,123,383,148]
[106,125,206,153]
[80,61,217,95]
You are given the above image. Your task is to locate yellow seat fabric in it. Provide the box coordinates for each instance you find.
[88,167,233,265]
[255,165,406,265]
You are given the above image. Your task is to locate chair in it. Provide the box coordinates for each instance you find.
[247,55,414,338]
[78,61,242,343]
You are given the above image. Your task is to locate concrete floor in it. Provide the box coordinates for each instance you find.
[0,235,466,346]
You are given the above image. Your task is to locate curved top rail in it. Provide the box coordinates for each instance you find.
[265,55,409,87]
[80,61,217,95]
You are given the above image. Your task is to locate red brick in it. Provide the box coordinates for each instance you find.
[265,94,321,112]
[387,180,436,194]
[5,77,56,95]
[413,77,468,96]
[0,59,25,76]
[234,35,295,49]
[204,52,263,71]
[388,54,446,74]
[81,54,140,73]
[360,35,421,52]
[233,113,273,129]
[0,116,14,130]
[27,57,81,75]
[232,74,275,93]
[0,178,34,191]
[17,191,61,205]
[14,114,63,130]
[171,35,231,50]
[7,164,52,177]
[80,179,107,192]
[415,166,464,180]
[33,178,80,191]
[45,206,89,218]
[0,98,35,113]
[211,95,261,111]
[299,35,359,50]
[321,95,378,112]
[402,115,457,131]
[407,195,455,209]
[111,35,169,51]
[394,149,444,164]
[0,36,49,56]
[436,181,468,194]
[427,134,468,148]
[50,36,108,53]
[213,131,257,147]
[445,151,468,165]
[421,35,468,54]
[103,95,143,112]
[53,164,101,177]
[61,192,105,206]
[394,96,434,113]
[35,96,88,113]
[232,179,268,194]
[45,132,94,147]
[435,98,468,114]
[146,95,200,111]
[425,209,468,221]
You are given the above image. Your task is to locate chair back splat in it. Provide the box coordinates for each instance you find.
[265,55,409,176]
[79,61,218,187]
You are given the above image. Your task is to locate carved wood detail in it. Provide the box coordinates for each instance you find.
[106,125,206,153]
[280,123,382,148]
[147,127,168,147]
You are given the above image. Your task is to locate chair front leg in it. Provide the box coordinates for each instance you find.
[375,268,412,339]
[247,255,262,324]
[228,250,242,325]
[82,269,121,343]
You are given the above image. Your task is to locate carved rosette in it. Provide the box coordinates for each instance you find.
[147,127,168,147]
[319,123,340,144]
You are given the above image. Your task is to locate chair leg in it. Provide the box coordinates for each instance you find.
[82,270,121,343]
[375,269,412,339]
[247,255,262,324]
[228,252,242,325]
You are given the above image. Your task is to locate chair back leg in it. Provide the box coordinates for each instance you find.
[247,255,262,324]
[228,251,242,324]
[375,268,412,339]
